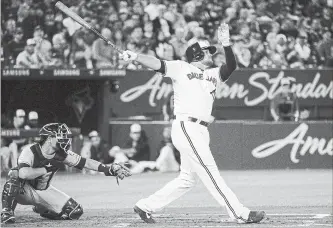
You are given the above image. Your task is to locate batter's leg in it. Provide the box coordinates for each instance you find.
[135,152,197,213]
[179,121,251,223]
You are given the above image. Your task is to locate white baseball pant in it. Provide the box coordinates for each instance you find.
[136,119,250,222]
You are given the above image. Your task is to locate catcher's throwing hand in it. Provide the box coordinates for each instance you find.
[218,23,231,47]
[119,50,138,62]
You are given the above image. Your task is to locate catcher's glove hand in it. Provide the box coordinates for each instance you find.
[105,163,132,185]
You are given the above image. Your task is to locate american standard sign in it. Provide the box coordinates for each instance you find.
[119,70,333,107]
[252,123,333,164]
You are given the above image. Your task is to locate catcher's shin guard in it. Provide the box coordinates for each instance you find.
[1,168,22,223]
[61,198,83,220]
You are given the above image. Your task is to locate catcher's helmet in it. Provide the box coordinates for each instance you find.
[39,123,72,151]
[185,40,217,63]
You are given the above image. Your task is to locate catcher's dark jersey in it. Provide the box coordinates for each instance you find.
[18,144,85,190]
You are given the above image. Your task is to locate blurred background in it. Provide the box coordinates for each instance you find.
[1,0,332,175]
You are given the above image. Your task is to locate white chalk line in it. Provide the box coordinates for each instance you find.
[153,213,331,217]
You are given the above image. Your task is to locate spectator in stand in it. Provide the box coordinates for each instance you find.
[33,25,54,68]
[126,126,180,174]
[109,123,150,165]
[153,30,176,61]
[169,27,188,60]
[154,126,180,172]
[164,3,187,31]
[15,4,31,40]
[188,26,207,46]
[2,17,17,45]
[152,5,173,38]
[182,1,197,22]
[143,22,154,40]
[133,2,145,16]
[52,25,70,66]
[144,0,159,21]
[70,31,93,69]
[234,44,252,68]
[92,28,116,68]
[80,130,113,174]
[162,90,174,122]
[26,111,39,128]
[119,8,130,24]
[293,32,311,66]
[266,22,281,50]
[1,0,332,69]
[4,27,25,66]
[271,34,289,68]
[113,29,128,69]
[4,109,29,168]
[43,9,58,41]
[270,78,299,122]
[318,31,333,67]
[321,8,332,30]
[222,7,238,35]
[15,39,40,68]
[1,138,11,174]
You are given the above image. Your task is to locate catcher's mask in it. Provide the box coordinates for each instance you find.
[185,41,217,63]
[39,123,72,152]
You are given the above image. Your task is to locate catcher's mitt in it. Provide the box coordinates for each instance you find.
[109,163,132,185]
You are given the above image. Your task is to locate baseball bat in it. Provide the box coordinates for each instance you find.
[55,1,123,54]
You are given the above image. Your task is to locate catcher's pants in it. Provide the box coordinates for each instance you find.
[16,183,70,214]
[136,119,250,222]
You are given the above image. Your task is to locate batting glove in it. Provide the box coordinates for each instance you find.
[218,23,231,47]
[120,50,138,61]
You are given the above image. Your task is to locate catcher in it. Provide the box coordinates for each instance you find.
[1,123,131,224]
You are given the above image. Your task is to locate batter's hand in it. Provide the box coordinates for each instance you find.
[119,50,138,62]
[218,23,231,47]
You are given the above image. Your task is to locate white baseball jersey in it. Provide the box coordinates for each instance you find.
[162,60,222,121]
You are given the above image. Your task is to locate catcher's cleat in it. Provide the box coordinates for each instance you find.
[244,211,266,223]
[1,209,15,224]
[134,205,156,223]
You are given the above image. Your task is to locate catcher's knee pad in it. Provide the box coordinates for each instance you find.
[61,198,83,220]
[2,168,22,209]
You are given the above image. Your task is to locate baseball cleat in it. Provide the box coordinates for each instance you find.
[1,209,15,224]
[134,205,156,223]
[244,211,266,223]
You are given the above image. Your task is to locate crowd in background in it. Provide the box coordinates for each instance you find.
[1,0,333,69]
[1,108,180,175]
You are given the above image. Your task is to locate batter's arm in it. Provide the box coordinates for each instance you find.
[120,51,162,71]
[219,46,237,82]
[217,23,237,82]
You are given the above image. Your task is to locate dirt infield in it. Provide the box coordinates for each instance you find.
[1,169,332,228]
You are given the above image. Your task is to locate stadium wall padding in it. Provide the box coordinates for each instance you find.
[110,121,333,169]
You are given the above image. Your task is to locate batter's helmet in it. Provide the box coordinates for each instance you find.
[185,40,217,63]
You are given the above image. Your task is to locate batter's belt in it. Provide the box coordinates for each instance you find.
[174,116,210,127]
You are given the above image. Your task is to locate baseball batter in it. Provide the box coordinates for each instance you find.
[1,123,131,224]
[120,23,266,224]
